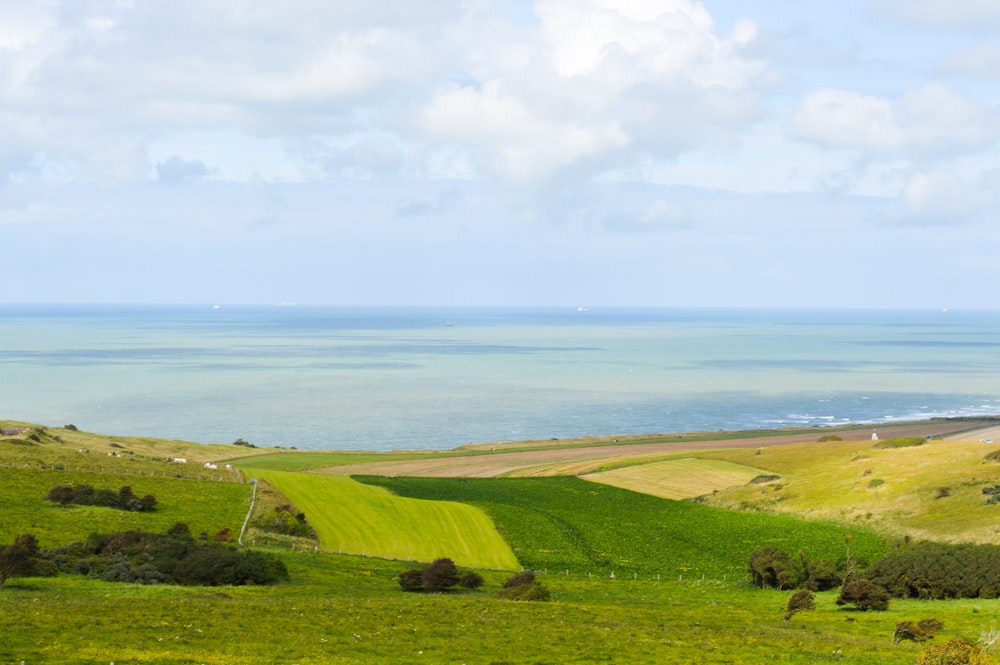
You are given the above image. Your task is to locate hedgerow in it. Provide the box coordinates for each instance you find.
[45,484,157,512]
[864,541,1000,599]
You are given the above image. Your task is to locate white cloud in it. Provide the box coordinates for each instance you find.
[788,84,1000,158]
[901,171,984,223]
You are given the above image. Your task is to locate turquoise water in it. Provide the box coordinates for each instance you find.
[1,305,998,450]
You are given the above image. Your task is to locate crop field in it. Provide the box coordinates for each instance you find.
[355,475,888,579]
[582,457,771,499]
[250,469,519,570]
[0,466,250,548]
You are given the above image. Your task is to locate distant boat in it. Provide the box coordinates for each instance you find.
[211,304,222,310]
[444,321,456,327]
[577,306,590,312]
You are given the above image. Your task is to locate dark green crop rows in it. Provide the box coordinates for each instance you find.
[356,476,887,579]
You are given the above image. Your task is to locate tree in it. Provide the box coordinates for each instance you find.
[894,618,944,644]
[398,568,425,592]
[836,579,890,611]
[784,590,815,624]
[0,534,41,589]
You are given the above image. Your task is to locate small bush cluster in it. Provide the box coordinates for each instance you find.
[864,541,1000,599]
[252,504,317,539]
[45,485,157,512]
[817,434,843,442]
[749,474,780,484]
[982,485,1000,505]
[398,558,483,593]
[498,570,550,602]
[42,523,288,587]
[783,590,815,623]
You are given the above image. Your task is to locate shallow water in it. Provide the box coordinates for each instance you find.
[1,305,998,450]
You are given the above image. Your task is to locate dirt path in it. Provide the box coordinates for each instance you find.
[313,420,982,478]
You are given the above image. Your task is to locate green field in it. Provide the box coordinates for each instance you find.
[251,470,519,570]
[355,475,887,579]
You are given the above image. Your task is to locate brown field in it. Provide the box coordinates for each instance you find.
[311,420,983,478]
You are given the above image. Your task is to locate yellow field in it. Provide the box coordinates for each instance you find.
[249,469,519,570]
[582,458,771,500]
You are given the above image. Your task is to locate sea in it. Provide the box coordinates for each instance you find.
[2,305,999,451]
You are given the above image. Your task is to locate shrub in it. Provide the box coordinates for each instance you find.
[459,571,484,589]
[503,570,536,589]
[252,504,317,539]
[817,435,843,442]
[784,590,815,624]
[749,474,780,484]
[748,546,805,590]
[422,558,460,592]
[894,618,944,644]
[836,579,889,611]
[498,581,551,601]
[918,638,993,665]
[398,568,425,592]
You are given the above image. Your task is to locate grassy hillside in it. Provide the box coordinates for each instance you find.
[695,437,1000,543]
[251,470,519,570]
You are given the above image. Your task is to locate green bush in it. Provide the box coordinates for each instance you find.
[784,589,815,623]
[45,485,156,512]
[836,579,889,611]
[817,435,843,442]
[498,569,550,601]
[43,527,288,587]
[748,546,805,590]
[893,618,944,644]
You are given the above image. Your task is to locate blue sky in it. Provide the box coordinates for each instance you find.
[2,0,998,307]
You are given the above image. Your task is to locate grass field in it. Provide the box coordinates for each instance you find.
[582,457,771,499]
[250,469,519,570]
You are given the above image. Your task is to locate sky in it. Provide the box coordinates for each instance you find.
[1,0,999,308]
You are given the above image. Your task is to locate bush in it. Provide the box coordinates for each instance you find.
[0,534,44,589]
[42,527,288,587]
[748,546,805,590]
[422,558,460,592]
[503,570,536,589]
[918,638,993,665]
[397,559,481,593]
[784,590,815,624]
[817,435,843,442]
[836,579,889,611]
[459,571,484,589]
[252,504,317,539]
[498,581,551,601]
[894,618,944,644]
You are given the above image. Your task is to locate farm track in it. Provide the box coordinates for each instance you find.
[311,421,977,478]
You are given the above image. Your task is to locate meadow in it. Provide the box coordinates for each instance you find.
[4,418,1000,663]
